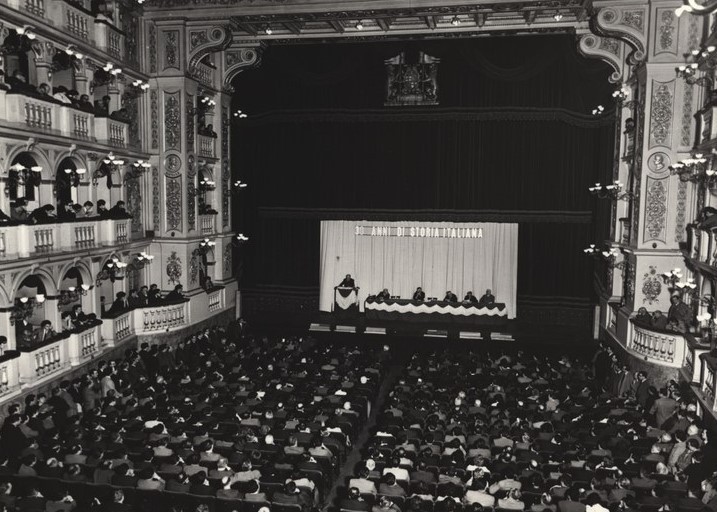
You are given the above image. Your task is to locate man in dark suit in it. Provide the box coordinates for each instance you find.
[339,274,356,288]
[444,291,458,303]
[477,289,495,307]
[108,292,129,315]
[165,284,185,302]
[32,320,56,344]
[376,289,390,301]
[413,287,425,301]
[634,371,650,409]
[69,305,87,330]
[109,200,130,219]
[464,291,478,304]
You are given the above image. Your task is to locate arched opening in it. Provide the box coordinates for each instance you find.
[56,156,86,215]
[198,164,217,215]
[7,153,42,210]
[12,274,51,348]
[96,255,126,317]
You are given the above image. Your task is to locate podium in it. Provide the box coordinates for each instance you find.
[334,286,359,312]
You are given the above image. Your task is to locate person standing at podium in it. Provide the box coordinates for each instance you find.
[413,287,425,301]
[444,291,458,303]
[339,274,356,288]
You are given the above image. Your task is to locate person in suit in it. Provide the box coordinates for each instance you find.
[96,199,110,219]
[165,284,185,302]
[464,291,478,304]
[413,287,426,301]
[148,284,163,305]
[29,204,56,224]
[651,310,668,330]
[109,200,130,219]
[634,371,650,409]
[341,488,372,512]
[32,320,56,344]
[11,198,30,222]
[127,289,144,309]
[69,305,87,330]
[239,480,268,502]
[108,292,129,315]
[650,388,678,429]
[477,289,495,307]
[444,291,458,303]
[376,288,390,301]
[272,481,312,510]
[106,490,132,512]
[58,201,76,221]
[350,467,378,494]
[340,274,356,288]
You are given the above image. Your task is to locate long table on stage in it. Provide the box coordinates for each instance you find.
[364,297,508,326]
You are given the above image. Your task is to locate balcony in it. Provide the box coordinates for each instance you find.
[18,336,70,386]
[95,117,128,147]
[100,310,133,348]
[627,319,687,368]
[6,0,46,17]
[67,324,100,365]
[197,134,216,158]
[0,218,133,259]
[207,286,224,312]
[94,19,125,61]
[4,93,57,131]
[135,300,189,333]
[70,109,93,139]
[199,214,215,235]
[698,353,717,414]
[192,62,214,88]
[0,352,21,399]
[48,0,93,42]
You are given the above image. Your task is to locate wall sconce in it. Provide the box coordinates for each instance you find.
[200,96,217,107]
[199,178,216,189]
[199,238,216,249]
[589,180,633,201]
[10,295,44,325]
[669,153,717,185]
[233,180,248,190]
[232,233,249,246]
[612,85,638,110]
[131,251,154,269]
[16,25,36,40]
[662,268,697,297]
[584,244,627,269]
[131,79,150,91]
[97,257,128,283]
[233,109,248,119]
[64,45,84,60]
[5,162,42,197]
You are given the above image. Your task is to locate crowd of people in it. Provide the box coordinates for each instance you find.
[633,295,694,334]
[4,71,129,122]
[1,199,132,225]
[0,324,389,511]
[339,343,717,512]
[102,284,186,317]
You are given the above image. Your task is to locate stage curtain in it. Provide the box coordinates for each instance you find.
[320,221,518,318]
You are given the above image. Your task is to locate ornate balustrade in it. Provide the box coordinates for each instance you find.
[95,117,127,147]
[8,0,47,17]
[192,62,214,87]
[18,338,69,385]
[207,287,224,312]
[4,93,57,131]
[199,214,215,235]
[70,110,93,139]
[683,339,711,384]
[100,310,133,348]
[0,219,133,258]
[627,320,687,368]
[699,354,717,413]
[0,354,20,399]
[197,134,215,158]
[47,0,92,41]
[133,300,189,333]
[67,324,100,365]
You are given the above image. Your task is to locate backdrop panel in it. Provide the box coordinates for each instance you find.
[320,220,518,318]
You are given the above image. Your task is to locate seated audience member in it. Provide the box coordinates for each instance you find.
[341,487,372,512]
[379,472,406,496]
[11,198,30,222]
[32,320,56,344]
[29,204,56,224]
[165,284,185,302]
[477,289,495,307]
[634,307,652,324]
[78,94,94,113]
[58,201,76,221]
[444,290,458,302]
[109,200,130,219]
[77,201,94,218]
[148,284,163,304]
[95,95,111,116]
[464,291,478,304]
[413,287,426,301]
[667,294,692,328]
[377,288,391,301]
[108,291,130,315]
[96,199,110,219]
[7,71,34,94]
[651,310,668,330]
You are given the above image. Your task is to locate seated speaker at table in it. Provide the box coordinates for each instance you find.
[478,289,495,307]
[413,287,426,301]
[376,288,390,301]
[339,274,356,288]
[444,291,458,303]
[464,291,478,304]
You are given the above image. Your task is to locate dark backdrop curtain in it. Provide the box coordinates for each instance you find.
[231,35,616,312]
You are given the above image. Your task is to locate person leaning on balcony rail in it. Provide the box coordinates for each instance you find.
[29,204,56,224]
[108,292,130,315]
[10,198,30,222]
[31,320,56,344]
[96,200,110,219]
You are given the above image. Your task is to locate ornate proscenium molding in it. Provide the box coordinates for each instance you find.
[577,34,626,83]
[223,42,265,91]
[187,26,233,78]
[592,5,647,64]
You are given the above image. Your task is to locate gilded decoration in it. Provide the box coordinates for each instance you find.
[164,92,181,151]
[122,11,140,68]
[190,30,209,51]
[166,251,182,285]
[166,177,183,231]
[681,84,694,147]
[642,266,662,305]
[165,154,182,176]
[675,180,687,243]
[644,177,668,243]
[657,9,676,54]
[187,96,195,149]
[223,244,232,276]
[621,10,644,32]
[385,52,440,107]
[631,83,646,244]
[149,24,157,73]
[150,90,159,149]
[164,30,179,70]
[152,166,160,231]
[649,81,674,149]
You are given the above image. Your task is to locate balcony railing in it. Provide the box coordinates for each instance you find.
[5,93,56,131]
[53,0,92,41]
[0,219,133,258]
[68,325,100,365]
[208,287,224,312]
[700,354,717,412]
[199,214,215,235]
[71,110,93,138]
[95,117,127,147]
[197,134,215,158]
[18,338,69,385]
[627,320,686,368]
[0,354,20,398]
[135,300,189,333]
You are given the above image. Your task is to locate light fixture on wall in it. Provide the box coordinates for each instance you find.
[584,244,627,270]
[131,251,155,269]
[5,163,42,197]
[65,45,84,60]
[661,268,697,295]
[591,105,605,116]
[16,25,36,40]
[669,153,717,185]
[131,79,150,91]
[588,180,633,201]
[675,1,717,17]
[233,180,248,190]
[59,284,89,305]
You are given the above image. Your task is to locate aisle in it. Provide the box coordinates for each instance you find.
[322,353,408,510]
